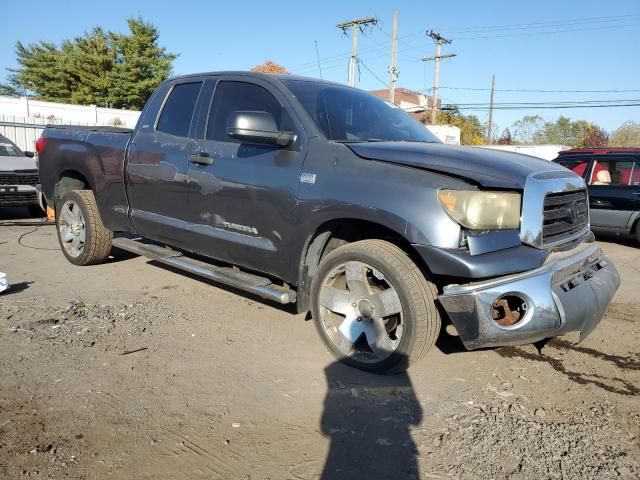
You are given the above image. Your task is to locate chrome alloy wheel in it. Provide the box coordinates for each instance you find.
[318,261,404,363]
[58,200,86,258]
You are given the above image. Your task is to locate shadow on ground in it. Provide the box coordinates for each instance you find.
[497,341,640,396]
[320,357,421,480]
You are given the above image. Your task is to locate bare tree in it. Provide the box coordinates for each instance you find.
[511,115,544,144]
[609,121,640,147]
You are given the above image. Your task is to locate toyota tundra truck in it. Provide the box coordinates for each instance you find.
[36,72,620,373]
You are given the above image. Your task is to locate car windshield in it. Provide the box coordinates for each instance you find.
[283,79,440,144]
[0,140,22,157]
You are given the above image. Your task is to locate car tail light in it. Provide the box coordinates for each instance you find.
[35,136,47,155]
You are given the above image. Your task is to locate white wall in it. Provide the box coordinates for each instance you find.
[0,96,141,151]
[0,96,141,127]
[426,124,461,145]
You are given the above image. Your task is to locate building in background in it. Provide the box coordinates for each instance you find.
[425,124,461,145]
[369,88,461,144]
[370,87,438,120]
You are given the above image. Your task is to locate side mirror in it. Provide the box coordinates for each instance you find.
[24,151,35,158]
[226,111,297,147]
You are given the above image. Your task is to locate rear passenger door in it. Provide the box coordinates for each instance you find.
[587,157,639,231]
[126,79,207,248]
[184,77,307,278]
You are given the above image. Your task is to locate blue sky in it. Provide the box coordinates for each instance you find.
[2,0,639,132]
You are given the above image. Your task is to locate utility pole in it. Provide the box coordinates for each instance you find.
[337,16,378,87]
[388,10,399,103]
[487,74,496,144]
[421,31,455,124]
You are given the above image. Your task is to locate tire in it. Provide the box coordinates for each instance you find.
[311,239,441,374]
[635,221,640,245]
[27,205,45,218]
[56,190,112,266]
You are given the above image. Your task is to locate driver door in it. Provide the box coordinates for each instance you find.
[183,77,306,278]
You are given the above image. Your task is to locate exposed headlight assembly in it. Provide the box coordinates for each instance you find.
[437,190,521,230]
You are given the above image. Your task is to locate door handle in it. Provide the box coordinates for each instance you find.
[189,151,213,166]
[631,192,640,196]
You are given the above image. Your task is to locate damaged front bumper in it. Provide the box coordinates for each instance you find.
[438,242,620,350]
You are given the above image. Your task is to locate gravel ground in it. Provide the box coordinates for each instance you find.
[0,209,639,479]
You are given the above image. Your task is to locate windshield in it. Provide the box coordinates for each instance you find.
[283,80,440,144]
[0,142,22,157]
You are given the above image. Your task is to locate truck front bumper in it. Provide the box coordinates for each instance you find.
[438,242,619,350]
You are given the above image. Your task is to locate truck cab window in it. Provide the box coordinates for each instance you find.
[206,81,293,141]
[157,82,203,137]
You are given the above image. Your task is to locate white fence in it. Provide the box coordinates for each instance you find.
[0,96,141,151]
[0,115,87,152]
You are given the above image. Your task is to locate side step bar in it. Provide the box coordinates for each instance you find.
[112,237,296,304]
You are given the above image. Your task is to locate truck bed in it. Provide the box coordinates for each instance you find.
[38,125,134,232]
[45,124,133,134]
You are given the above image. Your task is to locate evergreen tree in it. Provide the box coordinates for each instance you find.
[69,28,115,106]
[8,41,75,101]
[108,18,177,109]
[4,17,175,109]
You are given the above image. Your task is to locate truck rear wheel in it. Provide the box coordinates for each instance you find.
[56,190,112,266]
[311,240,441,374]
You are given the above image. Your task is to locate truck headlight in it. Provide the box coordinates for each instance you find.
[437,190,521,230]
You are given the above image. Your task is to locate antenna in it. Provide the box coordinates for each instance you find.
[314,40,334,146]
[314,40,324,80]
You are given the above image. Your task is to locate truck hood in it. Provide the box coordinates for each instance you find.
[0,155,38,172]
[346,142,568,189]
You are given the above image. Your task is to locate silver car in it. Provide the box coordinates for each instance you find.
[0,133,44,216]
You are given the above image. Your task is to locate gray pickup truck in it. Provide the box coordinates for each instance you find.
[37,72,620,373]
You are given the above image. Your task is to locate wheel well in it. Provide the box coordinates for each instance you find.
[54,170,90,207]
[296,219,430,312]
[631,215,640,235]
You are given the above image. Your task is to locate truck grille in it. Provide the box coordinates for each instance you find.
[543,190,588,244]
[0,172,40,186]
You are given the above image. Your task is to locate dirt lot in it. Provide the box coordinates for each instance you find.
[1,208,639,479]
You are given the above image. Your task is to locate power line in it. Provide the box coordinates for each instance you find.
[438,13,640,34]
[358,58,388,88]
[437,86,640,93]
[449,103,640,111]
[290,13,639,74]
[455,22,640,40]
[449,99,640,106]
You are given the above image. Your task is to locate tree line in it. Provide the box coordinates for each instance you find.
[0,18,176,110]
[422,110,639,148]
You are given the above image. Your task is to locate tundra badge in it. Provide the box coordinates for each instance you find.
[300,172,316,185]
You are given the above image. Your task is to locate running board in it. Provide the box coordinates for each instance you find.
[112,237,296,304]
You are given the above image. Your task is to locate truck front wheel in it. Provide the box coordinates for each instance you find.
[311,240,441,374]
[56,190,112,266]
